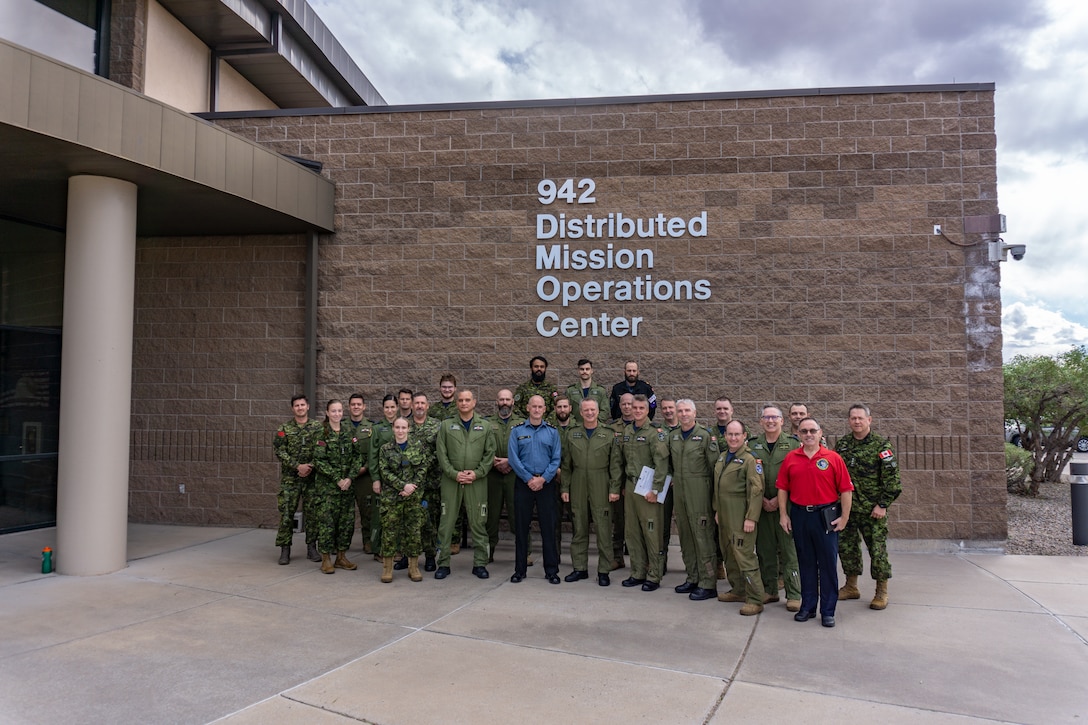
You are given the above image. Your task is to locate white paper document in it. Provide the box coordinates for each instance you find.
[634,466,671,502]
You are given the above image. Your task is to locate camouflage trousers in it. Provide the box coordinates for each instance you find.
[379,490,426,558]
[839,509,892,580]
[315,482,355,554]
[421,486,441,558]
[275,477,317,547]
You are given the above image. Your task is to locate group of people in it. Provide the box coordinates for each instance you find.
[273,357,901,627]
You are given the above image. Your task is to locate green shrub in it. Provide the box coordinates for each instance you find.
[1005,442,1034,495]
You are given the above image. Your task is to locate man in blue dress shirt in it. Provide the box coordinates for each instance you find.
[508,395,563,584]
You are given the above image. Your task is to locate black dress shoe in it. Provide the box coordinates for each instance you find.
[393,557,408,570]
[434,566,451,580]
[598,573,611,587]
[641,581,660,592]
[794,610,816,622]
[621,577,646,588]
[674,581,696,594]
[821,615,836,628]
[688,587,717,601]
[564,570,589,582]
[424,556,436,572]
[510,573,525,583]
[472,566,490,579]
[546,574,561,584]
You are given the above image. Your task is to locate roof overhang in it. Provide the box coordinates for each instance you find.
[0,39,334,236]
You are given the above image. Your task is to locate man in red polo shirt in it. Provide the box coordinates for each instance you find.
[777,417,853,628]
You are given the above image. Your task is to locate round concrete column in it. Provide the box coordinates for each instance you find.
[56,175,138,575]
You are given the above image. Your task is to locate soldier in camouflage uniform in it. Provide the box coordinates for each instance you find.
[428,373,459,421]
[564,358,610,425]
[834,404,901,610]
[610,394,670,590]
[312,400,363,573]
[668,399,720,600]
[487,389,525,563]
[376,417,429,582]
[367,395,400,559]
[273,395,323,565]
[346,393,374,555]
[409,393,441,571]
[749,405,803,611]
[513,355,558,419]
[713,420,768,615]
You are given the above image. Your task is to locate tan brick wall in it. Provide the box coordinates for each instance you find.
[137,87,1003,539]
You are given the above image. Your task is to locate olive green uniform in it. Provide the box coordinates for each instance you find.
[436,415,497,569]
[749,432,802,600]
[561,424,620,574]
[346,418,374,551]
[376,438,429,557]
[608,418,632,564]
[610,422,670,583]
[564,382,609,424]
[485,413,524,558]
[367,418,396,552]
[835,431,901,581]
[313,425,363,554]
[273,418,323,548]
[668,424,721,590]
[713,444,767,605]
[513,379,558,418]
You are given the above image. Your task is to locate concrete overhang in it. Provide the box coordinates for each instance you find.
[0,39,334,236]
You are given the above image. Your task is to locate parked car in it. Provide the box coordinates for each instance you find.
[1005,422,1088,452]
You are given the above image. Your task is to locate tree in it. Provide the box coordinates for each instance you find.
[1003,346,1088,496]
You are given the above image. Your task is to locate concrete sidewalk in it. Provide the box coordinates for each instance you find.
[1,525,1086,724]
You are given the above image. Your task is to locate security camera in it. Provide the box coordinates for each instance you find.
[987,239,1026,263]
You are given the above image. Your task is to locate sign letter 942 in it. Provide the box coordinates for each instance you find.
[538,178,596,205]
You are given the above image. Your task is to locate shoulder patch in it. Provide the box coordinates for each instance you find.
[879,449,894,460]
[277,430,286,437]
[317,440,326,446]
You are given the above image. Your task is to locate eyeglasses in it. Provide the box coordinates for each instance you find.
[798,428,820,435]
[761,415,782,420]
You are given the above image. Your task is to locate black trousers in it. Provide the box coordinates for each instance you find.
[514,478,559,577]
[790,504,840,617]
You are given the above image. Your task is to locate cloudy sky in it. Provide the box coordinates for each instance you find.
[311,0,1087,361]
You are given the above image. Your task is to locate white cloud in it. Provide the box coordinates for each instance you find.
[1003,301,1088,360]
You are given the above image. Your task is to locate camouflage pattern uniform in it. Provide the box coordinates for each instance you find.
[563,382,609,424]
[273,418,323,548]
[562,424,620,574]
[409,416,442,558]
[346,418,374,551]
[610,422,670,584]
[367,418,396,552]
[834,432,902,580]
[513,379,559,419]
[485,412,525,558]
[667,424,721,591]
[749,432,802,601]
[713,444,767,605]
[313,425,363,554]
[428,401,458,421]
[376,438,429,558]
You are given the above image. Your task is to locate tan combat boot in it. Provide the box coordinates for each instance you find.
[320,552,335,574]
[407,557,423,582]
[717,590,745,603]
[450,542,461,555]
[838,574,860,600]
[870,579,888,610]
[716,561,726,580]
[334,551,357,570]
[739,602,764,616]
[381,556,394,583]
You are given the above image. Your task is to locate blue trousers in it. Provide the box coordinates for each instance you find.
[790,505,840,617]
[514,478,559,577]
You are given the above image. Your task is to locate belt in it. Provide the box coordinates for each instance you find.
[801,502,836,512]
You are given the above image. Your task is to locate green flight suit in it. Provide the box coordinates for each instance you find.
[668,424,721,590]
[749,433,802,600]
[273,418,323,547]
[610,422,670,583]
[713,444,767,605]
[436,415,496,569]
[346,418,374,551]
[486,413,524,558]
[564,382,609,424]
[561,424,620,574]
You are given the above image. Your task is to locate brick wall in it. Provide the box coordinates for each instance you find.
[142,87,1004,539]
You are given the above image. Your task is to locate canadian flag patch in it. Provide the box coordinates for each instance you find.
[879,449,894,460]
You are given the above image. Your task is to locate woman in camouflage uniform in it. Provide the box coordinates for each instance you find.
[313,400,363,574]
[376,417,429,583]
